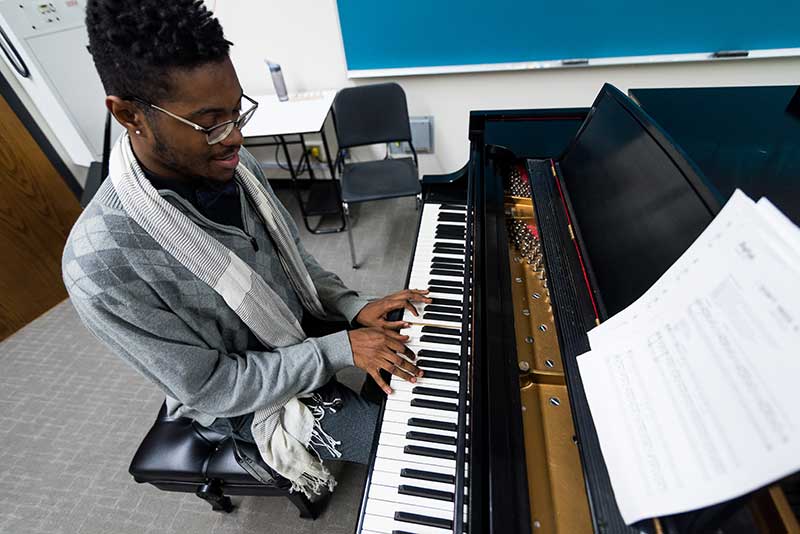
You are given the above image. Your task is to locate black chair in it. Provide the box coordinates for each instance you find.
[129,402,318,518]
[332,83,421,268]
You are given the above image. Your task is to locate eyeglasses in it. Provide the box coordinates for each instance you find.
[132,94,259,145]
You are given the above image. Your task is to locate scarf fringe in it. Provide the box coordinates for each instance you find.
[307,393,343,460]
[289,395,343,499]
[289,464,338,499]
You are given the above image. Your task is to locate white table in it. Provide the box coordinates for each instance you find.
[244,90,344,233]
[246,90,336,138]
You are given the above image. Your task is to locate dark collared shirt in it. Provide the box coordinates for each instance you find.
[143,168,245,231]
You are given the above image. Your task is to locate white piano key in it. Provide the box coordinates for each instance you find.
[378,432,456,455]
[378,420,458,443]
[370,469,457,495]
[361,513,451,534]
[385,398,459,421]
[368,482,454,513]
[390,374,461,392]
[375,443,456,470]
[365,492,454,521]
[373,456,454,479]
[387,389,460,406]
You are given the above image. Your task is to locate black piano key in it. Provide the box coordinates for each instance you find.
[436,224,467,239]
[440,204,466,211]
[398,484,454,502]
[428,278,463,287]
[431,256,464,265]
[433,241,464,254]
[401,467,456,485]
[406,430,457,446]
[404,445,456,461]
[395,511,453,530]
[417,349,460,361]
[435,230,465,238]
[391,530,416,534]
[428,285,462,295]
[417,360,460,372]
[430,269,464,277]
[423,312,462,323]
[436,224,465,233]
[431,262,463,271]
[408,417,458,432]
[432,247,465,256]
[421,326,461,336]
[424,304,462,314]
[412,386,459,399]
[411,398,459,412]
[420,335,461,346]
[420,370,459,381]
[429,297,462,306]
[438,211,466,221]
[434,241,465,249]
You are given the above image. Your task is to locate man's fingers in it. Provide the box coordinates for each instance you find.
[380,355,419,383]
[380,319,410,330]
[404,300,418,316]
[406,289,432,303]
[384,337,409,355]
[369,369,392,395]
[385,364,417,383]
[384,329,410,342]
[390,353,423,377]
[402,345,417,361]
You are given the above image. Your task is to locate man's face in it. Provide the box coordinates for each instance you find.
[144,57,245,183]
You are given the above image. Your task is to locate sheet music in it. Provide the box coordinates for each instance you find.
[577,190,800,525]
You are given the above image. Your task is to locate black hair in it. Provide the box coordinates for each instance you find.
[86,0,232,103]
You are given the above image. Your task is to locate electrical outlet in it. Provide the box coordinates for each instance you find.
[304,140,327,162]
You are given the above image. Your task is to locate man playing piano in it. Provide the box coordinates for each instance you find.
[63,0,427,496]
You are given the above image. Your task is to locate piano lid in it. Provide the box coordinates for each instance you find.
[630,85,800,226]
[557,84,721,319]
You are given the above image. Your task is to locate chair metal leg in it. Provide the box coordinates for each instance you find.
[416,192,422,211]
[342,202,358,269]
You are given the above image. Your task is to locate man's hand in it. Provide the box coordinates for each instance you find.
[355,289,432,329]
[348,327,423,394]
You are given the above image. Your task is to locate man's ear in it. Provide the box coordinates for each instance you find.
[106,96,147,136]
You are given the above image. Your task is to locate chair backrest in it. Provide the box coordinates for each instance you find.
[333,83,412,149]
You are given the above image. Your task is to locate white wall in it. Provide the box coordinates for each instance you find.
[214,0,800,177]
[0,47,88,187]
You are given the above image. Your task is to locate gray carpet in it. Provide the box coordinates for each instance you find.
[0,188,419,534]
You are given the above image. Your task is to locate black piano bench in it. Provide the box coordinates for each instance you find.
[128,402,319,519]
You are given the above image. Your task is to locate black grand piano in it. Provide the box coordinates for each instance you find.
[354,83,800,534]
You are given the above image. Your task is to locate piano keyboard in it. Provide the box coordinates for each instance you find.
[359,203,471,534]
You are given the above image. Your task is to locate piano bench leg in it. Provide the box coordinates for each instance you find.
[342,202,359,269]
[287,491,318,519]
[195,481,234,513]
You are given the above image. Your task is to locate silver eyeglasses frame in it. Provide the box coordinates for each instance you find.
[132,93,259,145]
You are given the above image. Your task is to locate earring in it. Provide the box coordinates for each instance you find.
[135,130,141,135]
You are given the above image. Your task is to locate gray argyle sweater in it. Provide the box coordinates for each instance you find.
[62,148,368,426]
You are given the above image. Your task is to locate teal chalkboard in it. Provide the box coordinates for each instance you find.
[336,0,799,74]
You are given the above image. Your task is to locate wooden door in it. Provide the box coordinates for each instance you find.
[0,86,81,340]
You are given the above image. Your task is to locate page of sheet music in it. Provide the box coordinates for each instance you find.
[577,191,800,525]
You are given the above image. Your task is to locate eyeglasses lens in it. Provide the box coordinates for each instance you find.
[205,106,256,145]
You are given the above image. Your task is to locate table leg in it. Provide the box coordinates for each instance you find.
[299,133,315,180]
[279,134,313,231]
[321,128,336,180]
